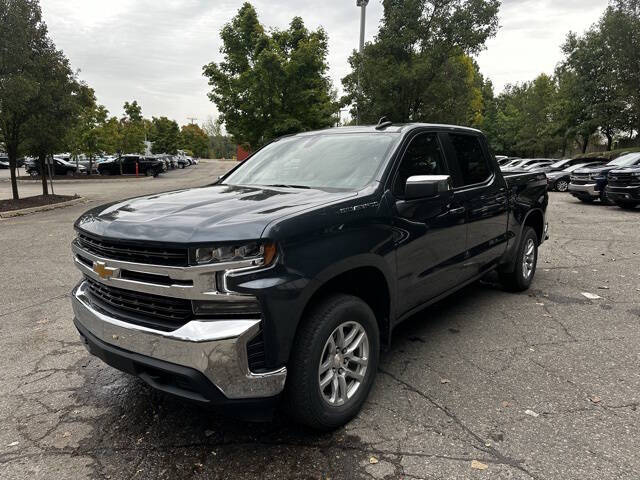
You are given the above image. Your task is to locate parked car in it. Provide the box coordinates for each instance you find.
[569,153,640,204]
[98,155,165,177]
[605,164,640,209]
[0,155,8,169]
[547,162,606,192]
[26,157,86,177]
[501,158,553,172]
[176,156,190,168]
[521,160,555,171]
[70,122,548,429]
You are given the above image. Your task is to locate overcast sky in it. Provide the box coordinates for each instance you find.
[40,0,607,127]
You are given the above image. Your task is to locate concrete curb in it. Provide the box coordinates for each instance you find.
[0,197,88,219]
[11,175,155,184]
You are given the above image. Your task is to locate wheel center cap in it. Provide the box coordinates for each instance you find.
[333,354,343,368]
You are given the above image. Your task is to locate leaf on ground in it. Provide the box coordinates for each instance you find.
[369,456,379,464]
[471,460,489,470]
[581,292,602,300]
[589,396,602,404]
[6,441,19,447]
[440,378,451,384]
[524,409,539,418]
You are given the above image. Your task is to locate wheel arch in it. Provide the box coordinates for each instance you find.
[297,256,395,350]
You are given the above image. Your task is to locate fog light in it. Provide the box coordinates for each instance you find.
[192,297,261,317]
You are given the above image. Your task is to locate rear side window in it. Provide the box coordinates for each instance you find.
[449,134,491,187]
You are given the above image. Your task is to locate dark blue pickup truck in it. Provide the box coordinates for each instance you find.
[70,122,548,429]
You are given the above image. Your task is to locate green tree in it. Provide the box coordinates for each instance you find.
[22,41,88,193]
[561,21,631,150]
[601,1,640,138]
[203,116,236,159]
[67,95,109,176]
[341,0,500,124]
[149,116,180,154]
[203,3,336,149]
[180,124,209,158]
[0,0,51,199]
[118,100,145,156]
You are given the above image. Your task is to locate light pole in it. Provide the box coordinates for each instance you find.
[356,0,369,125]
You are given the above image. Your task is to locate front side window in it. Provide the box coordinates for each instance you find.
[449,134,491,187]
[223,133,397,190]
[393,133,448,196]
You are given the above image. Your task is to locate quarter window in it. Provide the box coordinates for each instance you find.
[394,133,448,196]
[449,134,491,187]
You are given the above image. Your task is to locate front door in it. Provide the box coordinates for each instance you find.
[392,131,469,316]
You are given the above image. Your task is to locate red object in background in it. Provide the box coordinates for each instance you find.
[135,161,139,177]
[237,146,250,162]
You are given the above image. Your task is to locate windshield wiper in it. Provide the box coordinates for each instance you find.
[265,184,311,189]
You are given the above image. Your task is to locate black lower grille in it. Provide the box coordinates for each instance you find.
[246,327,267,373]
[85,277,193,332]
[77,233,188,266]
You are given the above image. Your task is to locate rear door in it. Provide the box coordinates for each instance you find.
[442,133,509,276]
[392,131,469,316]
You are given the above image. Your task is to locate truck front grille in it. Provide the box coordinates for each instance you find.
[608,173,640,187]
[78,233,188,266]
[85,277,193,331]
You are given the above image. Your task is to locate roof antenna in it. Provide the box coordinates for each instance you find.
[375,116,393,130]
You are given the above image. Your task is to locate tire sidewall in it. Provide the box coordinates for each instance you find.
[514,228,538,290]
[290,295,380,429]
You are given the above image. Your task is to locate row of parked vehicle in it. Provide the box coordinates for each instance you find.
[0,153,198,177]
[496,152,640,209]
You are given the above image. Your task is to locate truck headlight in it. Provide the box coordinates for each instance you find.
[193,242,277,267]
[633,172,640,177]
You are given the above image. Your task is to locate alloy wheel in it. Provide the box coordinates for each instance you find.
[318,321,369,407]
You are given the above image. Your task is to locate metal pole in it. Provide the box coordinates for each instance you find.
[356,1,368,125]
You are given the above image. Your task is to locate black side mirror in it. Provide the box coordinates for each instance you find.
[405,175,452,200]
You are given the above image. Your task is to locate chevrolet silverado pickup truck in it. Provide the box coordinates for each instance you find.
[71,123,548,429]
[569,153,640,204]
[606,164,640,209]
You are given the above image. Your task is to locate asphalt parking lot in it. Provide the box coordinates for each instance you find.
[1,162,639,479]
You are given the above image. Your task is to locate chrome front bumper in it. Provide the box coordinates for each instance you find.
[568,183,598,197]
[72,281,286,399]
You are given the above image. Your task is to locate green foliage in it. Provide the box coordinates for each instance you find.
[117,100,146,155]
[202,116,236,159]
[180,124,209,158]
[341,0,500,124]
[149,117,180,154]
[488,75,566,157]
[0,0,52,199]
[203,3,336,149]
[66,96,110,175]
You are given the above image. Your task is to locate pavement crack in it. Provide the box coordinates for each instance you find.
[378,368,542,480]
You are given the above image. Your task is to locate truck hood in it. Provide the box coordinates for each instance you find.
[609,166,640,174]
[573,165,618,175]
[76,184,356,243]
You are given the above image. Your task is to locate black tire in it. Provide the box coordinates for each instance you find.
[285,294,380,430]
[180,163,185,169]
[616,202,638,210]
[499,226,538,292]
[579,197,594,203]
[29,170,39,178]
[555,179,569,192]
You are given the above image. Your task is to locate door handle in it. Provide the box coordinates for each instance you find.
[449,207,466,215]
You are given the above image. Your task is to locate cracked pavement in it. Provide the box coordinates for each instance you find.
[1,162,639,479]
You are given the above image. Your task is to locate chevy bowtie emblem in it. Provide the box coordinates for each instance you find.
[93,261,117,279]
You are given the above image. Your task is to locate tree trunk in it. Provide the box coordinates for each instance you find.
[606,134,613,151]
[39,154,49,195]
[88,155,93,177]
[7,147,19,200]
[581,135,589,154]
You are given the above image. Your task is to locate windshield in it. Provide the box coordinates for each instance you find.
[564,163,590,172]
[222,133,397,190]
[550,159,570,169]
[607,153,640,167]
